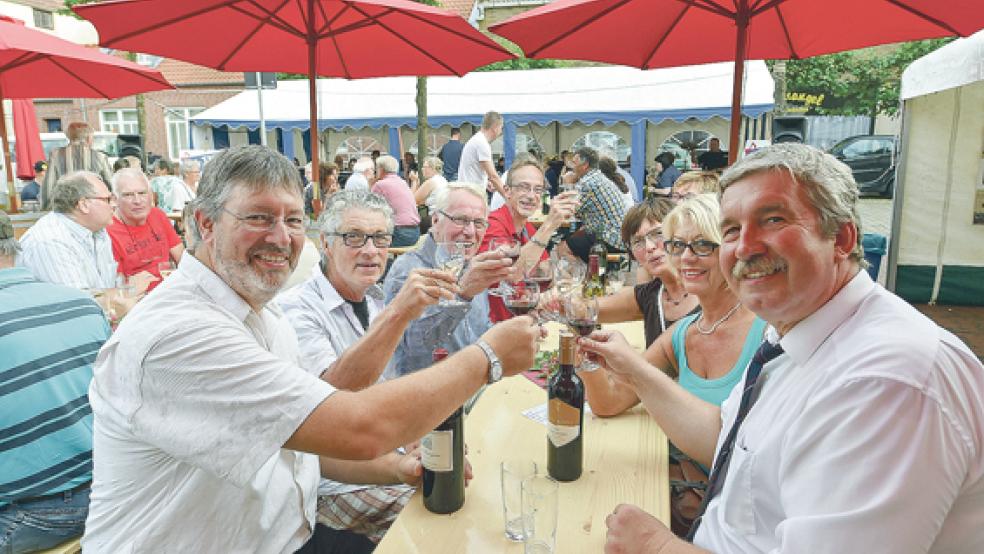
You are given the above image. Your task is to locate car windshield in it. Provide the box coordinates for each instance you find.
[93,135,120,157]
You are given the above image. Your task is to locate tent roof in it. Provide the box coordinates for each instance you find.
[901,29,984,100]
[191,62,774,132]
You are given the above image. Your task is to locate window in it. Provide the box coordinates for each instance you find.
[659,130,715,170]
[100,109,138,135]
[571,131,629,162]
[165,108,205,160]
[44,119,62,133]
[336,136,385,162]
[408,133,450,158]
[33,9,53,30]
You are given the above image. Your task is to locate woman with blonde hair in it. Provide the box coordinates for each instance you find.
[671,170,720,199]
[410,156,448,209]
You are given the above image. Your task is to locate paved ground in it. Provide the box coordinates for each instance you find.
[857,198,982,360]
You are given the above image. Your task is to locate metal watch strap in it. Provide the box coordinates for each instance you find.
[475,340,502,384]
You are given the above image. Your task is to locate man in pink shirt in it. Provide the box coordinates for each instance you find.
[371,155,420,247]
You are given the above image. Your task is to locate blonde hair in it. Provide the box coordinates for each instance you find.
[662,193,722,244]
[672,171,720,195]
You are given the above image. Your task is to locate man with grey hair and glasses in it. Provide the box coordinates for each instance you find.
[345,156,374,191]
[278,189,460,548]
[383,181,513,378]
[0,210,111,552]
[82,146,541,553]
[19,170,117,290]
[582,144,984,554]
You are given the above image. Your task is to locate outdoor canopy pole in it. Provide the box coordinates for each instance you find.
[256,72,267,147]
[0,81,18,212]
[728,8,749,165]
[308,0,322,215]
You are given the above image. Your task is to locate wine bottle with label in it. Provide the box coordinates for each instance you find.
[422,348,465,513]
[582,254,605,298]
[547,332,584,482]
[589,241,608,278]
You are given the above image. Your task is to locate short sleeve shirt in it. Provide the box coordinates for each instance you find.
[458,132,492,187]
[106,208,181,290]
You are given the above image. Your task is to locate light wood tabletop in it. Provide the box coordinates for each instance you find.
[375,322,667,553]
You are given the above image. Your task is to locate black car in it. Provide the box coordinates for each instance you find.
[828,135,897,198]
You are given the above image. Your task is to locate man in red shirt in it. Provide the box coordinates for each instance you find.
[479,159,577,322]
[107,168,184,292]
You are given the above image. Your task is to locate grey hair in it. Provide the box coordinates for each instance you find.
[182,202,200,253]
[0,237,20,257]
[66,122,93,143]
[505,155,544,189]
[353,156,374,173]
[482,111,503,130]
[376,154,399,175]
[423,156,443,173]
[111,167,150,192]
[575,146,599,169]
[431,181,487,213]
[51,171,100,214]
[179,159,201,177]
[719,143,865,265]
[189,145,303,224]
[318,190,395,242]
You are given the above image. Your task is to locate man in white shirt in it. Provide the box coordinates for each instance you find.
[167,159,200,213]
[82,145,542,553]
[278,189,451,545]
[459,111,506,197]
[345,156,374,191]
[584,144,984,554]
[18,171,117,290]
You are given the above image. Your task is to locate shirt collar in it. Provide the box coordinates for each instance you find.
[489,205,522,238]
[55,211,102,240]
[179,253,258,323]
[312,262,384,310]
[775,269,873,367]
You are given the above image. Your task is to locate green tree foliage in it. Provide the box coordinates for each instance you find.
[773,38,953,117]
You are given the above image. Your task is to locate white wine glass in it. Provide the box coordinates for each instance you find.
[435,241,470,308]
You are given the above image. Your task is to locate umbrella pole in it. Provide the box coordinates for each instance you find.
[0,88,19,213]
[728,14,749,166]
[307,0,322,217]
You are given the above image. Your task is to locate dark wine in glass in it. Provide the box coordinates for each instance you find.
[531,277,553,292]
[505,302,536,316]
[568,318,596,337]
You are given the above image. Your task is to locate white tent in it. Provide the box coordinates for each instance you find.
[888,30,984,306]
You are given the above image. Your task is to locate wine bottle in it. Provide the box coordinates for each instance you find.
[582,254,605,298]
[422,348,465,513]
[589,241,608,278]
[547,332,584,482]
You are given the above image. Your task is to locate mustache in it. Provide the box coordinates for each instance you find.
[732,256,788,279]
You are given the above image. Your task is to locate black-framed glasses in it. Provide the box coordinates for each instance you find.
[328,231,393,248]
[665,239,719,257]
[222,208,308,236]
[630,228,664,251]
[438,210,488,231]
[509,183,546,196]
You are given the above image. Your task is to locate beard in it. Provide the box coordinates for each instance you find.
[213,240,296,307]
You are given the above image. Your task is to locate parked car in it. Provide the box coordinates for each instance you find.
[828,134,897,198]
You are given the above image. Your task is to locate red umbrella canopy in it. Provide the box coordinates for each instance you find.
[489,0,984,68]
[74,0,513,78]
[0,15,172,99]
[12,99,43,181]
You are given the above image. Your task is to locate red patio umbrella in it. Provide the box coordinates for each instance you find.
[0,15,173,210]
[490,0,984,164]
[74,0,514,209]
[12,99,44,181]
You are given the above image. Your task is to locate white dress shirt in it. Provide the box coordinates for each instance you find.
[17,211,116,289]
[83,254,335,554]
[278,265,403,498]
[697,271,984,553]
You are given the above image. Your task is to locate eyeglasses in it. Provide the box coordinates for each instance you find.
[86,195,114,204]
[438,210,488,231]
[118,191,150,202]
[328,231,393,248]
[509,183,546,196]
[222,208,308,236]
[630,228,664,251]
[665,239,719,257]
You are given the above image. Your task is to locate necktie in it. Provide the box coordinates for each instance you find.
[686,339,785,541]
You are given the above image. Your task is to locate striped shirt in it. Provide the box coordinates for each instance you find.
[17,212,117,290]
[575,169,628,250]
[41,143,114,210]
[0,267,111,506]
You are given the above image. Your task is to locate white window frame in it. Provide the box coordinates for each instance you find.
[99,109,139,135]
[165,108,205,161]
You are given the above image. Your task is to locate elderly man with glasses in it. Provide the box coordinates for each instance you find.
[19,171,118,290]
[383,181,514,377]
[106,168,184,293]
[277,189,461,549]
[480,159,577,322]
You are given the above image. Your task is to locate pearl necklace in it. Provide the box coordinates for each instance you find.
[694,301,742,335]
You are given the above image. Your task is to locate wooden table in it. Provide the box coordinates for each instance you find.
[375,322,667,553]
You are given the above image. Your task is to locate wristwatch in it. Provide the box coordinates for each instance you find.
[475,340,503,384]
[530,235,550,249]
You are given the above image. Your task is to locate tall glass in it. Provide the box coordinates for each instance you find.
[435,241,470,308]
[521,476,559,554]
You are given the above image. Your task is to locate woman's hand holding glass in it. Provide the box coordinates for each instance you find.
[564,294,600,371]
